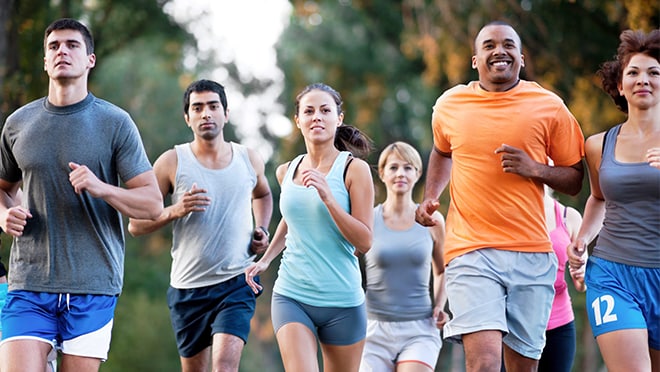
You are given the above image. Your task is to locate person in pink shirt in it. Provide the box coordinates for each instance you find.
[539,185,585,372]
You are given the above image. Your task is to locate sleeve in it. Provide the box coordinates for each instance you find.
[547,103,585,166]
[431,98,451,153]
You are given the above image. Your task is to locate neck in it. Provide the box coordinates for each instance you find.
[191,137,229,155]
[479,78,520,92]
[306,145,339,168]
[47,79,89,106]
[382,194,415,215]
[626,105,660,135]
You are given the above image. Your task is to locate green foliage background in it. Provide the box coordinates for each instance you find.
[0,0,657,371]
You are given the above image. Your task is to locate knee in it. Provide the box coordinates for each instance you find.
[465,349,501,372]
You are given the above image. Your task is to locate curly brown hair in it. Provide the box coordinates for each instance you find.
[597,29,660,113]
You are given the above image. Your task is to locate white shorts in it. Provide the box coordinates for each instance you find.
[359,317,442,371]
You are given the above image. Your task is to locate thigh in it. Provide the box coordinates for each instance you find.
[321,339,365,372]
[0,338,52,372]
[597,329,651,372]
[276,322,320,372]
[463,330,503,372]
[211,333,244,370]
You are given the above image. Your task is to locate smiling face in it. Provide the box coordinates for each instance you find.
[185,91,228,140]
[44,29,95,82]
[472,24,525,92]
[295,89,344,144]
[619,53,660,111]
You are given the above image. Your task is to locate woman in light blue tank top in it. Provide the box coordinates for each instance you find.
[360,142,448,372]
[245,83,374,372]
[567,29,660,372]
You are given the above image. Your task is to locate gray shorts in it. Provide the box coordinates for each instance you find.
[443,248,557,359]
[271,292,366,345]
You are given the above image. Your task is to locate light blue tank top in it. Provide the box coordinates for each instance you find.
[593,124,660,268]
[274,151,365,307]
[364,204,434,321]
[170,142,257,288]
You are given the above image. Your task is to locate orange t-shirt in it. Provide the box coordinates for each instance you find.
[432,80,585,264]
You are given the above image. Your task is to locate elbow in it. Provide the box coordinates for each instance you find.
[354,236,372,255]
[142,194,164,220]
[127,218,151,237]
[146,203,164,220]
[127,221,141,237]
[566,184,582,196]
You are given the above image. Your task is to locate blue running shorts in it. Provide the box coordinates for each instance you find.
[0,290,117,360]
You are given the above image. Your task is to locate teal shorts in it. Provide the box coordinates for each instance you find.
[443,248,557,360]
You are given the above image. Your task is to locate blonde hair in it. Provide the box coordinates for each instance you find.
[377,141,423,177]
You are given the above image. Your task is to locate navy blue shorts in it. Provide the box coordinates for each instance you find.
[167,275,261,357]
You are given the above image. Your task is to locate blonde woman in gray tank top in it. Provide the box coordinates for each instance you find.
[360,142,449,372]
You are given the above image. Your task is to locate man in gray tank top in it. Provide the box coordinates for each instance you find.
[128,79,273,372]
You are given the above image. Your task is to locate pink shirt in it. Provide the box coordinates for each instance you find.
[547,200,575,330]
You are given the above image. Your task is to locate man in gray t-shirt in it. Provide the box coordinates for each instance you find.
[0,18,162,372]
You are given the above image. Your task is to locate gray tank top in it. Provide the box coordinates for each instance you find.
[170,142,257,288]
[593,124,660,268]
[364,204,434,321]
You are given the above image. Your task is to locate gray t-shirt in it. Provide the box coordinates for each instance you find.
[0,93,153,295]
[593,124,660,268]
[364,204,434,321]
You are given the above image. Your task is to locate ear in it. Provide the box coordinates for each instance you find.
[618,82,624,96]
[294,115,300,128]
[520,54,525,68]
[471,56,477,69]
[87,53,96,69]
[338,112,344,127]
[184,113,191,127]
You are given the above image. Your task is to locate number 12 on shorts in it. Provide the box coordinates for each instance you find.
[591,294,618,326]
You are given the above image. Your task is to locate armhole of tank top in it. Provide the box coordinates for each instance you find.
[343,154,354,181]
[602,126,614,155]
[289,156,303,181]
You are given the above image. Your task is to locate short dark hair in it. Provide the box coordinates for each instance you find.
[44,18,94,55]
[474,20,521,53]
[183,79,228,114]
[598,29,660,114]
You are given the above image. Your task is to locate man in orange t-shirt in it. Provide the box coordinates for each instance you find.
[416,21,584,372]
